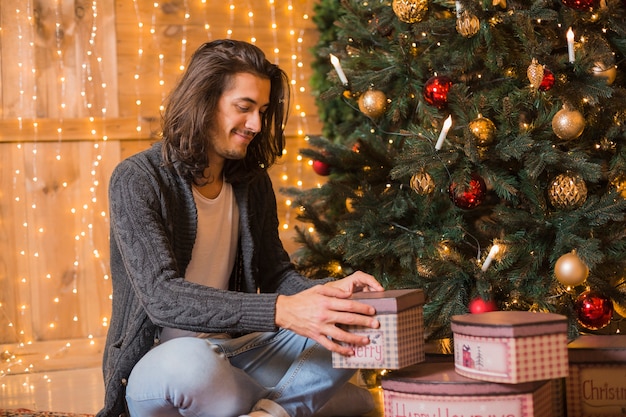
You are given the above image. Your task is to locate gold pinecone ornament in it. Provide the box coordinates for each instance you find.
[456,10,480,38]
[527,58,544,89]
[410,170,435,195]
[392,0,428,23]
[548,173,588,210]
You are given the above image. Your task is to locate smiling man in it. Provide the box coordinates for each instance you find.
[98,39,382,417]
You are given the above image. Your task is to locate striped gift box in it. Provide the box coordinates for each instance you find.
[566,334,626,417]
[382,361,559,417]
[451,311,569,384]
[332,289,425,370]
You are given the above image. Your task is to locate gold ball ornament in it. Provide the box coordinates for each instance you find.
[527,58,544,89]
[554,251,589,286]
[552,106,585,140]
[613,299,626,318]
[410,170,435,195]
[592,63,617,85]
[456,11,480,38]
[392,0,428,24]
[548,173,587,210]
[358,89,388,119]
[469,115,497,146]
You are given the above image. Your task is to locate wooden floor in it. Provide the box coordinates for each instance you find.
[0,339,384,416]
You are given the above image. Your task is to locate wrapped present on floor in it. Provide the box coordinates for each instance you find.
[381,361,562,417]
[567,334,626,417]
[332,289,425,370]
[451,310,569,384]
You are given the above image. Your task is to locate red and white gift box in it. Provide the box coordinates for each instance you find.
[332,289,425,370]
[382,361,558,417]
[451,311,569,384]
[566,334,626,417]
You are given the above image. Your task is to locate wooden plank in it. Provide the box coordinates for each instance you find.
[0,117,157,143]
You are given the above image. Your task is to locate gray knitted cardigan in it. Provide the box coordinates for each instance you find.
[98,142,319,417]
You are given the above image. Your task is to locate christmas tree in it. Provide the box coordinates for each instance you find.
[285,0,626,341]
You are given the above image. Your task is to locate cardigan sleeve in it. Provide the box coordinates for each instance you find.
[108,156,280,334]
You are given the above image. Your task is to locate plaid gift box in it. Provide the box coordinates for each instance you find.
[382,361,559,417]
[332,289,425,370]
[451,311,569,384]
[566,334,626,417]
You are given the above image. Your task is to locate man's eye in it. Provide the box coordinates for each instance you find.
[237,106,250,112]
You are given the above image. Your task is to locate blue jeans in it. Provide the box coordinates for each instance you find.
[125,329,356,417]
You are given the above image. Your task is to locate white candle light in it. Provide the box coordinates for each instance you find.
[481,244,500,272]
[455,1,462,17]
[435,115,453,151]
[567,28,575,63]
[329,54,349,85]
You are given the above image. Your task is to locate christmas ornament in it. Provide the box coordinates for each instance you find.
[613,299,626,318]
[456,11,480,38]
[552,105,585,140]
[469,297,498,314]
[312,160,331,176]
[539,68,555,91]
[346,198,356,213]
[554,251,589,287]
[592,63,617,85]
[392,0,429,23]
[610,175,626,198]
[527,58,544,89]
[493,0,506,7]
[469,115,497,146]
[449,173,486,209]
[575,290,614,330]
[548,173,587,210]
[561,0,597,10]
[358,89,388,119]
[423,76,453,109]
[410,170,435,195]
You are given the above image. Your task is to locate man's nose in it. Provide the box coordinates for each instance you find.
[245,112,262,133]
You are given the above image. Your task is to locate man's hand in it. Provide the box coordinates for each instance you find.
[275,271,384,356]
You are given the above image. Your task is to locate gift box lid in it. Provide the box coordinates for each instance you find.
[350,289,424,313]
[568,334,626,363]
[451,311,567,338]
[382,362,547,395]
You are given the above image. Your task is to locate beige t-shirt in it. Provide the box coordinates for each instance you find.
[160,181,239,342]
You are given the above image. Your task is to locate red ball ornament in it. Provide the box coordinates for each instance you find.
[539,68,555,91]
[575,290,614,330]
[423,76,453,109]
[561,0,597,10]
[449,173,487,209]
[469,297,498,314]
[312,160,331,176]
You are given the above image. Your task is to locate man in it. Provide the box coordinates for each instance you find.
[98,39,383,417]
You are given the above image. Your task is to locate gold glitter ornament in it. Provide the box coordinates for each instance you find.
[456,10,480,38]
[552,105,585,140]
[554,250,589,287]
[410,170,435,195]
[548,173,587,210]
[358,89,388,119]
[527,58,544,89]
[469,115,497,146]
[392,0,428,24]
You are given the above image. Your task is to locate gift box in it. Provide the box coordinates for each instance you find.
[566,334,626,417]
[332,289,425,370]
[451,310,569,383]
[382,361,559,417]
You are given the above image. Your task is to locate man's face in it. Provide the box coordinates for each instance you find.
[208,72,271,162]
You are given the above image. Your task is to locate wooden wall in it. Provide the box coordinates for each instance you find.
[0,0,323,347]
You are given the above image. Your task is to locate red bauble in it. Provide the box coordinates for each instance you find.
[312,160,331,176]
[539,68,555,91]
[469,297,498,314]
[449,173,486,209]
[575,290,614,330]
[423,76,453,109]
[561,0,597,10]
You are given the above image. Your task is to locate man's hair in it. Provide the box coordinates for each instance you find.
[161,39,290,183]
